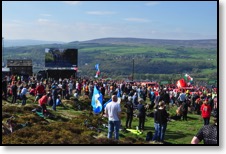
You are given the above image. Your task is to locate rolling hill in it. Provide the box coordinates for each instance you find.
[3,38,217,82]
[80,37,217,48]
[4,39,65,47]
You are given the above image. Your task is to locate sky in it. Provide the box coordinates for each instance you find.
[2,1,217,42]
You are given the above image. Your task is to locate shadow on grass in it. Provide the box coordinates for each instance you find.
[187,116,199,120]
[165,129,188,141]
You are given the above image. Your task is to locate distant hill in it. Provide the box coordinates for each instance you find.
[4,39,65,47]
[3,37,217,81]
[4,38,217,48]
[79,37,217,48]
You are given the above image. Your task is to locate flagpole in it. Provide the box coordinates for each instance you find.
[132,58,134,81]
[2,37,4,67]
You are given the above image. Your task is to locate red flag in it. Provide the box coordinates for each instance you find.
[177,79,187,88]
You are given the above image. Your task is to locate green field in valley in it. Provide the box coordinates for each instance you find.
[3,38,217,82]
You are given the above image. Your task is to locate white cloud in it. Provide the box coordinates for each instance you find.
[11,20,22,23]
[40,14,52,17]
[2,20,216,42]
[37,18,50,24]
[86,11,117,15]
[124,18,150,23]
[63,1,81,5]
[145,2,160,6]
[3,23,22,28]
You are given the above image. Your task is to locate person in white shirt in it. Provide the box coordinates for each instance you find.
[105,95,121,140]
[20,85,28,105]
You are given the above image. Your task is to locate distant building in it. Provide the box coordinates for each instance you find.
[2,67,10,79]
[7,59,33,76]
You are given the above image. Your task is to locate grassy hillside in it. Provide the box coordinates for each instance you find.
[3,38,217,81]
[2,94,209,145]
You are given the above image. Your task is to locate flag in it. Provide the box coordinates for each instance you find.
[103,98,112,109]
[117,88,121,104]
[95,64,99,71]
[91,86,103,114]
[176,78,187,88]
[184,74,193,82]
[94,64,100,78]
[95,70,100,78]
[103,89,121,109]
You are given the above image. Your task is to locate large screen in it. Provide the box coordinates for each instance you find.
[45,48,78,68]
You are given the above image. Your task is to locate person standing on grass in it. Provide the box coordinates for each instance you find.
[105,95,121,140]
[152,104,159,141]
[124,96,133,129]
[148,88,155,109]
[156,101,169,143]
[200,99,212,125]
[177,89,186,105]
[51,85,59,111]
[20,84,28,105]
[2,77,8,100]
[137,98,146,132]
[11,81,18,104]
[181,101,188,121]
[34,82,45,103]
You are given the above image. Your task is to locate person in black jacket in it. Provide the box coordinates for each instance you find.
[51,85,59,111]
[181,101,188,121]
[2,77,8,100]
[156,101,169,143]
[124,96,133,128]
[11,81,18,104]
[163,90,170,110]
[137,98,146,131]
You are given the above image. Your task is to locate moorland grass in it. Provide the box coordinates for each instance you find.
[2,95,206,145]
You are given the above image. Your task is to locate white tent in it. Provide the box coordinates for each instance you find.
[2,67,10,72]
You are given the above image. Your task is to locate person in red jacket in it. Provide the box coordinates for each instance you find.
[38,93,50,116]
[34,82,46,103]
[200,99,212,125]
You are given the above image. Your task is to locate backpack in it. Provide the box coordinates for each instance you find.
[146,131,153,141]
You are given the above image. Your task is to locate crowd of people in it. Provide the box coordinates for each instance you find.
[2,74,218,144]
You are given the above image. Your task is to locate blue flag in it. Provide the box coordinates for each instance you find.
[103,89,121,109]
[103,98,112,109]
[117,88,122,104]
[95,64,100,78]
[95,64,99,71]
[91,86,103,114]
[117,88,121,98]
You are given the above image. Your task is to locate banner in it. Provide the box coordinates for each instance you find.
[95,64,100,78]
[91,86,103,114]
[176,78,187,88]
[103,89,121,109]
